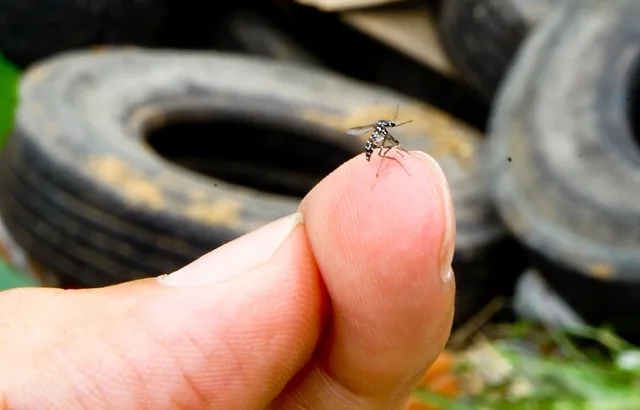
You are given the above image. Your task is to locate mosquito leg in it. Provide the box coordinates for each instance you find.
[395,146,409,157]
[393,141,418,159]
[378,146,393,158]
[377,136,402,176]
[376,146,411,177]
[389,154,411,176]
[376,147,392,176]
[386,137,406,158]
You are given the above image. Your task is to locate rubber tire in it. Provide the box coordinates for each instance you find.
[0,50,502,315]
[487,0,640,334]
[512,269,586,330]
[214,9,324,67]
[0,0,169,67]
[437,0,557,100]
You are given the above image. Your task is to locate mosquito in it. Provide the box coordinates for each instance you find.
[346,104,414,176]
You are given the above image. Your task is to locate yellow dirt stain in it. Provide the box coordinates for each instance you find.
[185,198,243,229]
[29,103,45,117]
[44,121,59,138]
[90,45,110,53]
[300,101,481,170]
[188,190,208,201]
[90,44,139,53]
[87,156,165,210]
[589,263,615,280]
[26,258,47,282]
[24,65,51,84]
[0,240,9,261]
[127,105,166,132]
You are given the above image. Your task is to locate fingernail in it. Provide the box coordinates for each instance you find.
[411,151,456,281]
[443,267,454,283]
[158,212,304,287]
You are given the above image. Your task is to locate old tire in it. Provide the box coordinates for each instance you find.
[0,49,504,325]
[213,9,324,66]
[437,0,557,100]
[487,0,640,338]
[0,0,169,67]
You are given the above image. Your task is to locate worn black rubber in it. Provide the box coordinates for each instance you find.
[437,0,556,100]
[0,49,504,326]
[213,9,324,66]
[0,0,169,67]
[487,0,640,336]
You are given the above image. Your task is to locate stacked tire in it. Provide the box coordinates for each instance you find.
[438,0,557,100]
[440,0,640,341]
[0,0,169,67]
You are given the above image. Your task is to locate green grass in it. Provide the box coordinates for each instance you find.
[0,53,20,150]
[0,52,31,290]
[0,259,39,290]
[414,324,640,410]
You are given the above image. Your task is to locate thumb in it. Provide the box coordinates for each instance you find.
[0,213,326,409]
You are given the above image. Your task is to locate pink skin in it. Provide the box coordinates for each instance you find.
[0,151,455,409]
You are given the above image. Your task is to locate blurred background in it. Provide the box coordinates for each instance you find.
[1,0,640,408]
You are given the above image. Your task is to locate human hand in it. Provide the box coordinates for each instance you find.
[0,151,456,409]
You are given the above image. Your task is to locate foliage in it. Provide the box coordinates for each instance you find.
[0,259,38,290]
[0,53,19,150]
[414,324,640,410]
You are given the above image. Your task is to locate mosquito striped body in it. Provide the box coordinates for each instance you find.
[346,107,413,176]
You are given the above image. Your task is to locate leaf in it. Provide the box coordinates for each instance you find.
[0,259,39,290]
[0,53,20,150]
[411,389,477,410]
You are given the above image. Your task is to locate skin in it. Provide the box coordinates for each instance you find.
[0,151,456,409]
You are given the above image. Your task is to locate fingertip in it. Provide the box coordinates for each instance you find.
[301,150,454,292]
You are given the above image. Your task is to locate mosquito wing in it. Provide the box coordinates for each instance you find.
[346,124,375,136]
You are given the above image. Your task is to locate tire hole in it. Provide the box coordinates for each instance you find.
[145,118,356,198]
